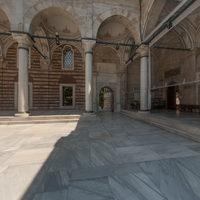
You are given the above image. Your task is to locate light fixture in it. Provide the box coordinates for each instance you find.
[55,32,60,45]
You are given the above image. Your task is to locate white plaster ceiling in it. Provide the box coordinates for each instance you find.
[97,15,134,43]
[30,7,80,38]
[0,9,10,32]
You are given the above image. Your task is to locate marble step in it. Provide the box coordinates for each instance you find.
[121,110,200,142]
[0,115,80,125]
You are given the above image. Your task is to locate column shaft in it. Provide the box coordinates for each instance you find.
[13,34,32,117]
[18,46,29,113]
[140,56,149,111]
[83,40,95,113]
[85,51,93,112]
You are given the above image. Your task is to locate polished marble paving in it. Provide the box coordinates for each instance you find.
[0,113,200,200]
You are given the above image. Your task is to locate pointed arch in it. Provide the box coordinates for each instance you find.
[93,10,140,43]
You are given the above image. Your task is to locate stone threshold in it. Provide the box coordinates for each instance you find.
[0,114,81,125]
[121,110,200,143]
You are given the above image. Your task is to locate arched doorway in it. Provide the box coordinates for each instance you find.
[99,87,114,112]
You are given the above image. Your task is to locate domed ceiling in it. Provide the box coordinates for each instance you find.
[30,7,80,39]
[0,9,10,32]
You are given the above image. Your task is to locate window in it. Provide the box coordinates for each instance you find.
[63,46,74,70]
[60,84,75,108]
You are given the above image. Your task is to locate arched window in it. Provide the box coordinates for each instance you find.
[63,46,74,70]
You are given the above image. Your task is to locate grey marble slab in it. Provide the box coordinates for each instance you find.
[186,144,200,153]
[149,143,199,159]
[68,186,114,200]
[90,141,121,166]
[33,189,68,200]
[70,165,113,181]
[117,145,161,163]
[138,159,200,200]
[177,155,200,178]
[109,174,166,200]
[128,133,172,146]
[70,177,113,199]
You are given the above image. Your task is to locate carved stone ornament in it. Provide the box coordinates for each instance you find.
[136,44,149,57]
[12,33,33,49]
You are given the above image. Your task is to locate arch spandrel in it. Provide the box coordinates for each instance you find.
[24,1,87,38]
[93,10,140,43]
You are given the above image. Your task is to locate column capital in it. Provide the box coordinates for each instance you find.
[12,33,33,49]
[137,44,149,57]
[82,39,96,53]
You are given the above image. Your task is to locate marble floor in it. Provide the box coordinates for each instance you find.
[0,113,200,200]
[151,110,200,128]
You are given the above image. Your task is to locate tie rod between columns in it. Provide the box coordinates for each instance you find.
[0,31,138,47]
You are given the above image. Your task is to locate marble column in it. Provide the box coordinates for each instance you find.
[93,72,98,112]
[137,45,150,111]
[116,72,122,112]
[148,48,152,110]
[82,40,96,112]
[13,34,32,117]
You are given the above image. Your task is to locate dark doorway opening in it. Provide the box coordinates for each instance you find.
[167,86,178,109]
[99,87,114,112]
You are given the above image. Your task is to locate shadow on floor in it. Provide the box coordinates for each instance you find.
[19,113,200,200]
[21,114,112,200]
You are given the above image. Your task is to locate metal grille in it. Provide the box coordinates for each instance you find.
[63,48,73,69]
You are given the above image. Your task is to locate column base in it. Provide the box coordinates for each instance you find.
[15,112,29,118]
[138,110,150,114]
[83,111,96,116]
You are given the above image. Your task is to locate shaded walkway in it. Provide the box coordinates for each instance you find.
[0,113,200,199]
[123,110,200,142]
[151,110,200,128]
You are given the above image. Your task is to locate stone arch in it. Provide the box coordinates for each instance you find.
[50,43,84,72]
[50,42,84,61]
[2,36,16,58]
[143,0,181,38]
[93,10,140,43]
[24,2,84,37]
[0,7,11,54]
[0,7,11,31]
[94,45,121,112]
[142,0,157,25]
[0,8,13,61]
[99,86,114,112]
[143,0,166,38]
[196,24,200,47]
[0,45,2,57]
[97,84,117,111]
[175,21,195,49]
[154,21,195,50]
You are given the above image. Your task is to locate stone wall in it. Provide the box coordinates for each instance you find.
[126,58,140,110]
[0,43,17,110]
[151,48,199,106]
[0,43,85,110]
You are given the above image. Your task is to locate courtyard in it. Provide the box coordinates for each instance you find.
[0,113,200,200]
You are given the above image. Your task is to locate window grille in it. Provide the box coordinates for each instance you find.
[63,47,74,69]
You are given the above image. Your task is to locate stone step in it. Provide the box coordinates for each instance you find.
[0,115,80,125]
